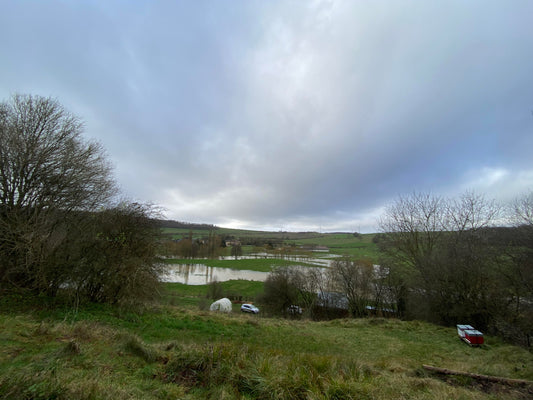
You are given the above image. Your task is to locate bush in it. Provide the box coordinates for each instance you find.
[72,202,164,306]
[0,95,163,307]
[0,94,115,294]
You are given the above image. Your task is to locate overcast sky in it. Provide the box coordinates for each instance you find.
[1,1,532,232]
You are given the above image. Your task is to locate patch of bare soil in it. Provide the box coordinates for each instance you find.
[422,367,533,400]
[440,374,533,400]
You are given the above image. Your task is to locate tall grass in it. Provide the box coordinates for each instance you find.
[160,342,374,399]
[1,292,532,399]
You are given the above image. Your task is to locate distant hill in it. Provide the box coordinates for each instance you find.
[155,219,218,230]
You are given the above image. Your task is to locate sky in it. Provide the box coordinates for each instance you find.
[1,1,532,232]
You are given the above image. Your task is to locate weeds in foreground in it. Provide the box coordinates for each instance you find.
[160,342,380,399]
[120,333,159,363]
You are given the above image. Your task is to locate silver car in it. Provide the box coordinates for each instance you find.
[240,303,259,314]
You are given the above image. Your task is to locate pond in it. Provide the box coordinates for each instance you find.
[162,263,269,285]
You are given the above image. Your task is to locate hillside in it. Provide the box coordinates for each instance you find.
[160,222,381,260]
[1,289,532,400]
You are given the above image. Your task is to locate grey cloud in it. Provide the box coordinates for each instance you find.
[1,1,532,232]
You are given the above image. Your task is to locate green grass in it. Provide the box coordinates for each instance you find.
[2,288,532,399]
[162,281,263,310]
[293,233,381,259]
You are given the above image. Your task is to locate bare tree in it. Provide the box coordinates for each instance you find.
[446,191,500,233]
[257,267,300,315]
[437,193,502,327]
[379,191,504,328]
[330,258,374,317]
[512,191,533,226]
[257,265,325,317]
[379,192,446,271]
[501,191,533,346]
[0,94,114,212]
[287,266,323,316]
[0,94,115,292]
[73,202,164,305]
[231,243,243,259]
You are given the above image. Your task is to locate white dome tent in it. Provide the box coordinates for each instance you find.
[209,298,232,313]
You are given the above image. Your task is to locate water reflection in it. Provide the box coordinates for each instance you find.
[163,264,269,285]
[218,254,337,267]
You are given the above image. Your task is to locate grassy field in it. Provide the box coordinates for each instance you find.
[162,226,382,261]
[162,281,263,310]
[1,285,532,400]
[291,233,380,259]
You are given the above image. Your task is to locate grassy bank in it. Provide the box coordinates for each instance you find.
[1,287,532,399]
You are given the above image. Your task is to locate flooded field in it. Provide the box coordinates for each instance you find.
[162,254,337,285]
[162,263,269,285]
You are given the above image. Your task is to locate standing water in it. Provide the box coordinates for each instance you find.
[162,263,269,285]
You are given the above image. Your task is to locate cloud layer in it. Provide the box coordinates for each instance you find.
[2,1,532,231]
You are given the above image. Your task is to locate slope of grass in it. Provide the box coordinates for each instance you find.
[1,288,532,400]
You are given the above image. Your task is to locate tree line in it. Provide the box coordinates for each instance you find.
[0,94,162,306]
[379,191,533,347]
[259,191,533,348]
[162,230,227,259]
[157,219,218,230]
